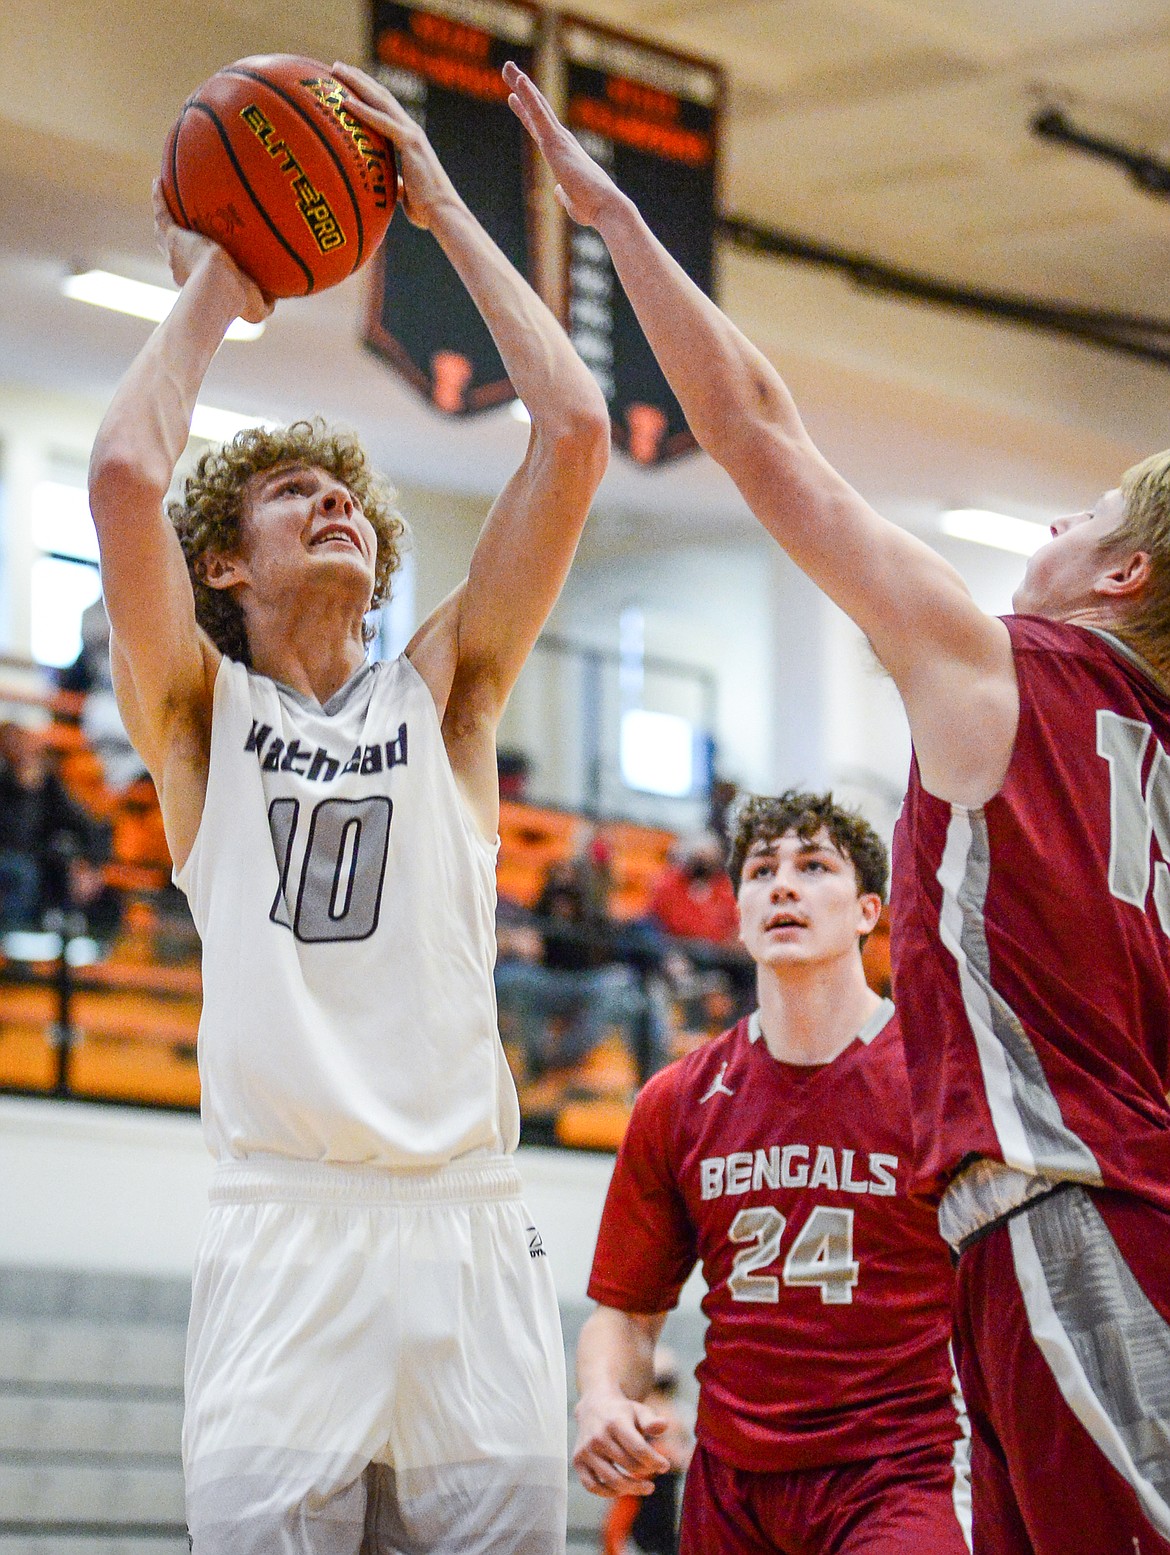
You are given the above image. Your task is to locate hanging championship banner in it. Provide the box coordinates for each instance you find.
[559,19,722,464]
[365,0,540,413]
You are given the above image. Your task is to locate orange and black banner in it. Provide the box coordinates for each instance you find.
[365,0,541,413]
[560,17,723,465]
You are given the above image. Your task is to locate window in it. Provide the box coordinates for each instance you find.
[620,707,696,798]
[30,477,101,669]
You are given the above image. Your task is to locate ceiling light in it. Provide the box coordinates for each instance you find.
[190,404,280,442]
[939,508,1050,557]
[62,269,265,341]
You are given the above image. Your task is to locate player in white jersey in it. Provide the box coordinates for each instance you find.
[87,64,609,1555]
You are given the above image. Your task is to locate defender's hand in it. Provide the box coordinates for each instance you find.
[503,62,621,229]
[572,1390,673,1498]
[152,181,273,324]
[330,61,458,230]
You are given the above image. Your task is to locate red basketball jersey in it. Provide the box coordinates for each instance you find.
[588,1005,961,1473]
[891,616,1170,1209]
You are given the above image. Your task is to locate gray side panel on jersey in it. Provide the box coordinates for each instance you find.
[936,808,1102,1183]
[1009,1188,1170,1539]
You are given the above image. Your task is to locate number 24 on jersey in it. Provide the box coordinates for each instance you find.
[728,1204,859,1306]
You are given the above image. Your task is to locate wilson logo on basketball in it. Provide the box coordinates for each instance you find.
[240,104,346,255]
[300,77,391,210]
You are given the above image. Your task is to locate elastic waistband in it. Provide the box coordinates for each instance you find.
[210,1153,522,1208]
[938,1158,1074,1254]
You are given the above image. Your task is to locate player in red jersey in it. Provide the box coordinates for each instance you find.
[505,64,1170,1555]
[578,791,970,1555]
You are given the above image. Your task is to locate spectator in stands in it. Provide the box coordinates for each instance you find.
[58,597,146,792]
[495,843,669,1082]
[648,832,739,944]
[706,776,740,851]
[0,720,120,941]
[496,747,532,802]
[645,833,751,1057]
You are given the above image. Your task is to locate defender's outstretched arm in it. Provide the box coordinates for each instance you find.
[505,64,1018,806]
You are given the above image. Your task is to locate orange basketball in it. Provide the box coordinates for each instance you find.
[160,55,396,298]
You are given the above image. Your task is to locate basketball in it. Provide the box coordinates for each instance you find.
[159,55,396,298]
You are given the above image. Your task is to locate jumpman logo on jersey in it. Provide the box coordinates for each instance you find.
[699,1062,735,1104]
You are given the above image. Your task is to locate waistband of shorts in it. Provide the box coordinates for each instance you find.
[938,1158,1074,1254]
[209,1153,523,1208]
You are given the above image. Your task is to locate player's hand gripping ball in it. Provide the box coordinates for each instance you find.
[159,54,397,298]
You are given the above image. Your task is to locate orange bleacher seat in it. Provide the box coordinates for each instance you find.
[496,801,581,907]
[603,820,676,921]
[862,906,891,997]
[496,800,677,920]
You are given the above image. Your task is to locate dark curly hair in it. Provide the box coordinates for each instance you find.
[168,418,406,664]
[727,790,888,901]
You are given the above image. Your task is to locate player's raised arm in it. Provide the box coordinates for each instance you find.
[88,194,272,793]
[334,64,610,824]
[573,1305,673,1498]
[505,64,1018,806]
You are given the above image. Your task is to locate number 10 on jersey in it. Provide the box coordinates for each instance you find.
[728,1204,859,1305]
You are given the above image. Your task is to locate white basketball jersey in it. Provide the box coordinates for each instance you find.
[174,654,520,1167]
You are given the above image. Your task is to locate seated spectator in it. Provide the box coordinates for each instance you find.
[495,842,669,1083]
[0,720,121,941]
[497,747,532,802]
[58,597,146,792]
[648,832,739,943]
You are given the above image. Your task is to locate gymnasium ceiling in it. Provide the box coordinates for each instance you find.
[2,0,1169,543]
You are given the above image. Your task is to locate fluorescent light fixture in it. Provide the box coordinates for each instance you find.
[620,708,695,798]
[62,269,265,341]
[190,404,280,442]
[939,508,1050,557]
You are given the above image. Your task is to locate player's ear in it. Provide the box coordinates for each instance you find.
[857,892,882,938]
[197,551,246,592]
[1097,548,1152,602]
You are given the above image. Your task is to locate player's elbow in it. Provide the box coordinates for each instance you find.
[531,375,610,454]
[542,401,611,489]
[705,409,808,490]
[88,442,170,529]
[691,365,796,463]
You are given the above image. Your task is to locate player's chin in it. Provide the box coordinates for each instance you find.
[758,933,810,959]
[309,545,374,577]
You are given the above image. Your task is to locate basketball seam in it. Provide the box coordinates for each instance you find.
[167,110,193,229]
[224,65,367,271]
[184,101,316,294]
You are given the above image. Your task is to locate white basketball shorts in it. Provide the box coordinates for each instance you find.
[183,1154,567,1554]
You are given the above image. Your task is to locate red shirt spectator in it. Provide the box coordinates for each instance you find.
[649,834,739,943]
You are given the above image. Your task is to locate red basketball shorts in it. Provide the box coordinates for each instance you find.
[953,1184,1170,1555]
[678,1435,971,1555]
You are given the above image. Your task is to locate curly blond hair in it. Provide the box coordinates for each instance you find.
[168,419,406,664]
